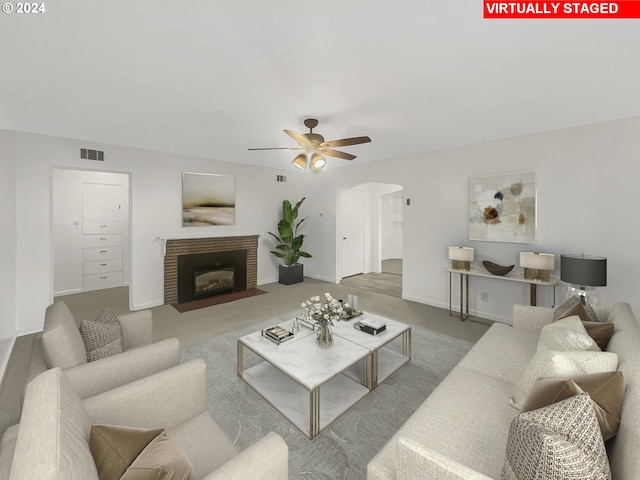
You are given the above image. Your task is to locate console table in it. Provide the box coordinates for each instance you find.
[448,266,558,320]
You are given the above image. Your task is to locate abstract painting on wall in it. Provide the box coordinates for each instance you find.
[182,172,235,226]
[468,171,536,243]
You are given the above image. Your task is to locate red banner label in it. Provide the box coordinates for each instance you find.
[484,1,640,18]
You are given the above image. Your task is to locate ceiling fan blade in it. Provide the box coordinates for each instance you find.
[321,149,357,161]
[247,147,302,151]
[284,129,313,148]
[322,136,371,148]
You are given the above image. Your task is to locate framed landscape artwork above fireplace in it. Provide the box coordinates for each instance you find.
[182,172,236,226]
[468,171,536,244]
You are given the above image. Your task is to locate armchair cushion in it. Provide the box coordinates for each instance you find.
[80,307,124,362]
[41,300,87,369]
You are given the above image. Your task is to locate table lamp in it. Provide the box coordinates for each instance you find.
[520,252,554,282]
[449,247,473,271]
[560,253,607,306]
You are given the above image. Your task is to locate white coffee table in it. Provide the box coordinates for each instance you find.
[237,314,412,439]
[332,313,412,389]
[237,318,371,439]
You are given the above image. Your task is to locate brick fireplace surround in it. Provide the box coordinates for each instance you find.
[163,235,258,304]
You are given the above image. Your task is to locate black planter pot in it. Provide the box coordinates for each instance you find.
[279,264,304,285]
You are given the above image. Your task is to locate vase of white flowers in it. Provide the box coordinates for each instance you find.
[301,293,347,348]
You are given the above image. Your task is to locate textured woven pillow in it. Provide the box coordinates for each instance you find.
[89,425,195,480]
[554,296,599,322]
[79,306,124,362]
[510,350,618,409]
[537,315,600,352]
[502,393,611,480]
[520,371,624,441]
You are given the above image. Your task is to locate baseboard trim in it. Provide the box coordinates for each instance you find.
[0,335,17,387]
[401,294,511,324]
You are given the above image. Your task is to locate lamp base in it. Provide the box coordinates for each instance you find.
[524,268,550,282]
[451,260,470,271]
[567,285,600,307]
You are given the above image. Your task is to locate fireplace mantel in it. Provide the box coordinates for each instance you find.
[157,233,262,255]
[163,235,259,305]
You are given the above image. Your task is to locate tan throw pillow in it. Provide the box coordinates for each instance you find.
[537,315,600,352]
[121,430,196,480]
[89,425,195,480]
[554,296,599,322]
[557,302,615,350]
[510,350,618,409]
[90,424,164,480]
[520,371,624,441]
[80,306,124,362]
[502,393,611,480]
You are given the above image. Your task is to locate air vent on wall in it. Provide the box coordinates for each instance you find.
[80,148,104,161]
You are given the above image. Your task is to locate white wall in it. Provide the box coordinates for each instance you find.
[3,130,309,334]
[0,131,18,373]
[306,116,640,322]
[2,115,640,336]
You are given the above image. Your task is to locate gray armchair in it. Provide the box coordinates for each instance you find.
[26,300,181,398]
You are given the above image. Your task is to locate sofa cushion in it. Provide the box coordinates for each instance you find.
[42,301,87,369]
[9,368,98,480]
[502,393,611,480]
[520,371,624,441]
[80,307,124,362]
[510,350,618,409]
[457,323,539,385]
[89,424,195,480]
[537,315,600,352]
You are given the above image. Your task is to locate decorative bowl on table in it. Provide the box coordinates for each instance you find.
[482,260,514,276]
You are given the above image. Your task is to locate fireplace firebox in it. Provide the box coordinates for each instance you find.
[177,250,247,304]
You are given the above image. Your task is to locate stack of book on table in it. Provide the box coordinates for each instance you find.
[262,325,294,345]
[354,317,386,335]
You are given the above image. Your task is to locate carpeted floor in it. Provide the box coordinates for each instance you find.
[182,314,473,480]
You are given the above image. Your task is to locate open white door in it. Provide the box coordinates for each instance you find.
[341,189,365,278]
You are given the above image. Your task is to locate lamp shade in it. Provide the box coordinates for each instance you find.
[560,254,607,287]
[520,252,554,270]
[310,153,325,171]
[291,154,307,170]
[449,247,474,261]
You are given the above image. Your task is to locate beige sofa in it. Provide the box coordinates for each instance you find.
[368,302,640,480]
[27,301,181,398]
[0,359,288,479]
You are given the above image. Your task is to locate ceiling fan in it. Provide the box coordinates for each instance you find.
[248,118,371,171]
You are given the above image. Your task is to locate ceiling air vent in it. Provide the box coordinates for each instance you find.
[276,175,287,182]
[80,148,104,161]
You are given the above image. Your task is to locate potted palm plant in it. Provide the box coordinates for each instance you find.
[269,197,312,285]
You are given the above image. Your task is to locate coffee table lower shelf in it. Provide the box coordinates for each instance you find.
[243,361,370,439]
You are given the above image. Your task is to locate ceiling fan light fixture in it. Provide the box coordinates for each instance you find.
[292,153,307,170]
[310,153,325,171]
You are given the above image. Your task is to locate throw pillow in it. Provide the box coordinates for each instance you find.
[502,393,612,480]
[537,315,600,352]
[510,350,618,409]
[121,430,196,480]
[557,302,615,350]
[79,306,124,362]
[90,424,163,480]
[554,296,599,322]
[89,425,195,480]
[520,371,624,441]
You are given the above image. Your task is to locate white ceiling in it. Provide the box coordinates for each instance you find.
[2,1,640,171]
